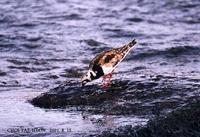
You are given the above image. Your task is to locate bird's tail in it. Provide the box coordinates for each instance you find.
[120,39,137,54]
[127,39,137,48]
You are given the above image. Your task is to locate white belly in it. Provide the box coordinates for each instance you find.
[102,66,114,75]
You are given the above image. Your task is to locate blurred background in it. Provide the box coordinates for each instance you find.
[0,0,200,136]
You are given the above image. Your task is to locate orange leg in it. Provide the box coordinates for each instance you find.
[101,73,113,89]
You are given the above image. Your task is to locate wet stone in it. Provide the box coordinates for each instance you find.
[96,101,200,137]
[30,76,200,116]
[30,80,130,109]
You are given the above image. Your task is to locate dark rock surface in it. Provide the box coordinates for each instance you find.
[30,75,200,117]
[96,101,200,137]
[30,78,200,137]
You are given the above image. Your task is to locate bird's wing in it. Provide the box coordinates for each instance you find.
[89,49,123,69]
[89,39,137,69]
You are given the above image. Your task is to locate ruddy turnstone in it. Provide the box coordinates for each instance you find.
[81,39,137,88]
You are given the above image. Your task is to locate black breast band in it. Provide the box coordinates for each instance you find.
[91,64,104,80]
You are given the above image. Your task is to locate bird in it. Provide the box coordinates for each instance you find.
[81,39,137,88]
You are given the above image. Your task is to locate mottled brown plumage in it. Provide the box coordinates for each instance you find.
[89,39,137,73]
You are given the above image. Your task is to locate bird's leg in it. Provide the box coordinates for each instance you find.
[101,73,113,89]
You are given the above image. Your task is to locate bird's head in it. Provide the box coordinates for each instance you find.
[81,70,95,86]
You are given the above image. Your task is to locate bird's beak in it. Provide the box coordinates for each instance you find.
[81,81,87,87]
[81,82,85,87]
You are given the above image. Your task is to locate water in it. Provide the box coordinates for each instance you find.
[0,0,200,136]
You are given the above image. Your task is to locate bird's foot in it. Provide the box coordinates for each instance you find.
[101,73,112,89]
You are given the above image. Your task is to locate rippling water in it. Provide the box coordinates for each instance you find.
[0,0,200,136]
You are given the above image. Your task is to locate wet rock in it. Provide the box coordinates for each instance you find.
[30,80,130,109]
[97,101,200,137]
[30,76,200,116]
